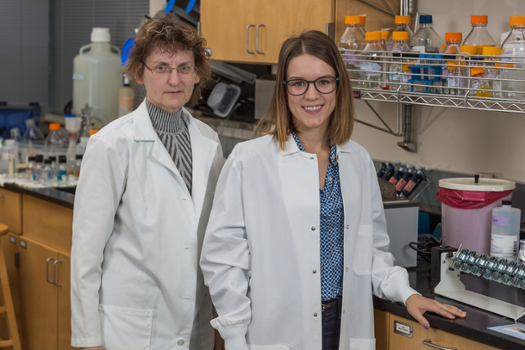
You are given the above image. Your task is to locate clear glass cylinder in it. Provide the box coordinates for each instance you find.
[462,16,496,53]
[360,32,383,89]
[501,17,525,99]
[410,15,441,53]
[338,16,365,88]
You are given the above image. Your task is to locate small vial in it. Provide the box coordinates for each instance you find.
[33,155,44,183]
[460,262,471,273]
[482,268,493,280]
[56,155,68,185]
[492,271,503,283]
[476,254,489,269]
[511,276,522,288]
[26,156,36,182]
[470,265,482,277]
[457,249,469,262]
[501,274,513,286]
[42,159,54,186]
[453,260,463,271]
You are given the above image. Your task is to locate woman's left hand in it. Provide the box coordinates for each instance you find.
[405,294,467,329]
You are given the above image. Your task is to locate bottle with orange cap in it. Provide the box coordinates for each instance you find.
[462,15,495,53]
[387,15,414,51]
[45,123,67,149]
[360,32,383,89]
[338,16,365,87]
[443,33,462,54]
[358,15,367,37]
[389,32,411,90]
[501,16,525,99]
[443,60,465,95]
[482,46,502,98]
[380,31,389,51]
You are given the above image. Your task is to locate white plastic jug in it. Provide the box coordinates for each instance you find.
[73,28,122,127]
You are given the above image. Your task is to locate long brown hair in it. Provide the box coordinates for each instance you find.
[124,14,211,105]
[257,30,355,150]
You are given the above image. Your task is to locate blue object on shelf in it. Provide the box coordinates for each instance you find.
[185,0,196,13]
[165,0,175,13]
[0,104,41,140]
[121,38,135,66]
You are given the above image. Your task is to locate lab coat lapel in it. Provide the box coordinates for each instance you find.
[186,112,218,221]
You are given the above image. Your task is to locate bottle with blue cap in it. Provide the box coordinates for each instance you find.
[410,15,442,53]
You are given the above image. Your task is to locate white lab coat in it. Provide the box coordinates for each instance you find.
[200,135,417,350]
[71,100,224,350]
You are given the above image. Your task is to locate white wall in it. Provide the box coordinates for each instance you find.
[351,0,525,183]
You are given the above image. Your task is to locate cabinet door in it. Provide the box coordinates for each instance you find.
[0,188,22,234]
[18,238,58,350]
[389,315,498,350]
[56,253,73,350]
[259,0,334,63]
[201,0,261,63]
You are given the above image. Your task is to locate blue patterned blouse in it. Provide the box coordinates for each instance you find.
[292,133,345,300]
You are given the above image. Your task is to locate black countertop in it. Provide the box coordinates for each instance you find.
[3,183,75,209]
[374,262,525,349]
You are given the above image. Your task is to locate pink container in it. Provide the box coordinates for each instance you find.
[437,177,515,254]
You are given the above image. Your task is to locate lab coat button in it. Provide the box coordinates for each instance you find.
[313,270,317,274]
[310,157,314,161]
[345,267,349,272]
[311,227,316,231]
[346,225,349,229]
[314,313,318,317]
[327,176,332,181]
[177,339,185,346]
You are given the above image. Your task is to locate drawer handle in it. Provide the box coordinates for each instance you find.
[46,257,56,284]
[256,24,265,54]
[423,339,458,350]
[53,259,63,286]
[246,24,255,54]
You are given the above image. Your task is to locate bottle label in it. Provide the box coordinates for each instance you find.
[410,46,425,53]
[491,234,519,258]
[359,62,381,76]
[492,215,510,227]
[395,178,407,191]
[342,50,359,65]
[403,180,416,193]
[389,177,399,185]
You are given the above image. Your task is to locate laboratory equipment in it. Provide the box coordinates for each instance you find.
[73,28,122,126]
[65,114,82,164]
[338,16,365,87]
[45,123,67,148]
[360,32,383,89]
[386,15,413,51]
[443,32,462,54]
[491,200,521,260]
[388,32,410,91]
[501,16,525,100]
[23,119,44,142]
[410,15,441,53]
[462,15,496,53]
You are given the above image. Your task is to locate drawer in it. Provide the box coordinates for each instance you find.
[22,195,73,253]
[0,188,22,234]
[389,315,498,350]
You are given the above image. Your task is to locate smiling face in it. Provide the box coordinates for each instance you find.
[136,49,200,113]
[286,54,337,135]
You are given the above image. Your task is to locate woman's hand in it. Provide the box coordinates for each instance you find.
[406,294,466,329]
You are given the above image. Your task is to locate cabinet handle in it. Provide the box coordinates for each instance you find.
[46,257,56,284]
[256,24,265,54]
[53,259,62,286]
[246,24,255,54]
[422,339,458,350]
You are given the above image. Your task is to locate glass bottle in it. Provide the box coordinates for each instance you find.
[380,31,389,51]
[444,61,465,95]
[501,16,525,99]
[471,67,490,97]
[33,154,44,183]
[443,32,462,54]
[57,155,68,184]
[358,15,367,37]
[483,46,502,98]
[45,123,67,148]
[42,158,54,186]
[389,32,411,91]
[462,15,496,54]
[410,15,441,53]
[360,32,383,89]
[26,156,35,182]
[387,15,413,51]
[338,15,365,87]
[23,119,44,142]
[460,45,478,93]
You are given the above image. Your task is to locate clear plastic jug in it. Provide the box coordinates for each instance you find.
[73,28,122,127]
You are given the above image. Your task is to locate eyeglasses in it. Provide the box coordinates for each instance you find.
[283,76,339,96]
[143,62,198,78]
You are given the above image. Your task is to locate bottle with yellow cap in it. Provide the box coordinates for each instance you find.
[462,15,496,53]
[501,16,525,99]
[443,33,462,54]
[338,16,365,87]
[386,16,414,51]
[471,67,491,97]
[389,32,410,90]
[483,46,502,98]
[360,32,383,89]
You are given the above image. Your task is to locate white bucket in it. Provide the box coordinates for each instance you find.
[438,177,515,254]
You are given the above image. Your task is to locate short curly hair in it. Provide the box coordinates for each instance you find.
[124,13,211,105]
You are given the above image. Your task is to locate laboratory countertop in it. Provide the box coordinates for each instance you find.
[3,183,75,209]
[374,262,525,350]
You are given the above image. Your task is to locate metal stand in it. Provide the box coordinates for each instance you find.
[434,252,525,321]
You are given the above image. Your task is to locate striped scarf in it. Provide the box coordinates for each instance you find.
[147,101,193,194]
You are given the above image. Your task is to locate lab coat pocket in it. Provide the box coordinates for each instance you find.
[99,304,153,350]
[350,337,375,350]
[353,224,373,275]
[248,345,290,350]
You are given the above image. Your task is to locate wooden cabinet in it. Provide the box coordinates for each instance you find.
[388,315,498,350]
[201,0,398,64]
[0,192,73,350]
[0,188,22,234]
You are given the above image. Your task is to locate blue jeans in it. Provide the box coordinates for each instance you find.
[322,296,342,350]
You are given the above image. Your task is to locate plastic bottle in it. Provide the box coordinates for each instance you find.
[338,16,365,87]
[45,123,67,148]
[483,46,502,98]
[42,159,54,185]
[443,33,462,54]
[444,60,465,95]
[377,162,387,178]
[401,167,424,198]
[26,156,35,181]
[1,140,17,177]
[33,154,44,183]
[387,16,413,51]
[48,155,57,180]
[360,32,383,89]
[118,74,135,118]
[56,155,68,184]
[395,164,413,195]
[358,15,367,37]
[389,167,405,186]
[501,16,525,100]
[381,162,395,181]
[471,67,490,97]
[462,15,495,54]
[410,15,441,53]
[73,154,83,177]
[491,200,521,260]
[380,31,389,51]
[73,27,122,126]
[23,119,44,142]
[389,32,411,91]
